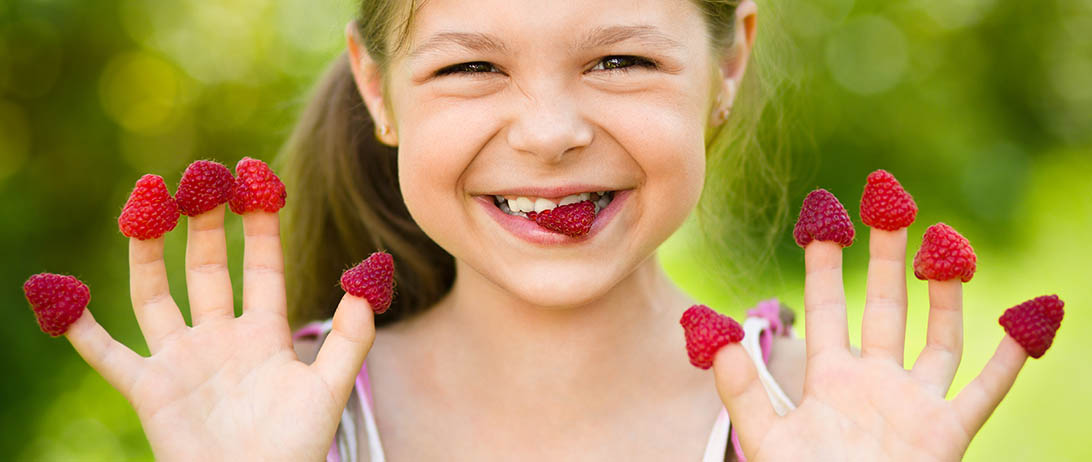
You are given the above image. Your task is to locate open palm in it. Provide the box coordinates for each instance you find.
[63,206,375,461]
[714,230,1027,461]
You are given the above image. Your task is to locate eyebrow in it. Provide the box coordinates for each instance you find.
[408,32,510,59]
[576,24,684,52]
[407,24,683,59]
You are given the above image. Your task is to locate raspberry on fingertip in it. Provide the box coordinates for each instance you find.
[860,169,917,231]
[912,223,977,282]
[793,189,855,248]
[23,273,90,337]
[999,295,1064,359]
[340,252,396,314]
[680,304,744,370]
[118,174,180,240]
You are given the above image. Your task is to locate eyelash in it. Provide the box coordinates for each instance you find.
[434,55,658,77]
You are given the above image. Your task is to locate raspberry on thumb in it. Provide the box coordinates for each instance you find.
[118,174,180,240]
[340,252,396,314]
[793,189,855,248]
[912,223,977,282]
[680,304,744,370]
[23,273,91,337]
[999,295,1064,359]
[860,169,917,230]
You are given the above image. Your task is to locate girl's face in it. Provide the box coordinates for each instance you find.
[383,0,718,307]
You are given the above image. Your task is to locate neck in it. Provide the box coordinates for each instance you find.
[409,253,707,414]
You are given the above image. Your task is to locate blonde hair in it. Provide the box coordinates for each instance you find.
[278,0,792,327]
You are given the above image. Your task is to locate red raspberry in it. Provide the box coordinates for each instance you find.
[176,160,234,216]
[229,157,286,214]
[23,273,90,337]
[913,223,976,282]
[999,295,1064,359]
[118,174,180,240]
[860,169,917,230]
[526,201,596,237]
[680,304,744,370]
[340,252,395,314]
[793,189,855,248]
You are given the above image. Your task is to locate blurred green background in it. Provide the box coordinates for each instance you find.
[2,0,1089,460]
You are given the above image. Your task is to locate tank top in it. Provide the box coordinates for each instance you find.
[294,299,796,462]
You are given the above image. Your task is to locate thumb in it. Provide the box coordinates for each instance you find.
[311,292,377,405]
[712,342,777,456]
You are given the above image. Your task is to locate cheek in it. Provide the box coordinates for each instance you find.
[590,87,708,220]
[394,98,498,244]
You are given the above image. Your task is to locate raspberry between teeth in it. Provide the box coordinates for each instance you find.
[680,304,744,370]
[860,169,917,231]
[912,223,976,282]
[23,273,91,337]
[999,294,1064,359]
[340,252,395,314]
[118,174,180,240]
[793,189,855,248]
[527,200,596,237]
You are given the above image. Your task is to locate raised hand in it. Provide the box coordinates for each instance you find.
[25,159,388,461]
[700,171,1063,461]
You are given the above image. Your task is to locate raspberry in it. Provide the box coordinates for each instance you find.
[118,174,180,240]
[526,201,595,237]
[229,157,286,214]
[340,252,395,314]
[912,223,976,282]
[860,169,918,231]
[999,295,1064,359]
[23,273,90,337]
[793,189,855,248]
[680,304,744,370]
[176,160,234,216]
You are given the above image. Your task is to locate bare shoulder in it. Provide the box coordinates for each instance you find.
[766,335,805,404]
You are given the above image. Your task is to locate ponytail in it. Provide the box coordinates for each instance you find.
[277,53,455,328]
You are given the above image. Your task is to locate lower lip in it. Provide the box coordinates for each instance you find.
[475,191,631,245]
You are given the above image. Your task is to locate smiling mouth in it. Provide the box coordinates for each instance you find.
[491,191,616,218]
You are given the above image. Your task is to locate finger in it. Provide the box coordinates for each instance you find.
[241,211,287,319]
[312,292,376,404]
[860,228,909,365]
[130,237,187,353]
[952,335,1027,435]
[910,280,963,395]
[66,310,144,397]
[712,344,778,454]
[803,241,850,360]
[185,204,235,325]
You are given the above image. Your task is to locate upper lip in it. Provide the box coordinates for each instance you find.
[481,185,620,198]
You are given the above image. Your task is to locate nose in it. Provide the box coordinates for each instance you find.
[505,88,594,164]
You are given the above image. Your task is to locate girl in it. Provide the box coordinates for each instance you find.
[57,0,1035,460]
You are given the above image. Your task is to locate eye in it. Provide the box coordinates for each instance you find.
[589,55,658,73]
[435,61,500,76]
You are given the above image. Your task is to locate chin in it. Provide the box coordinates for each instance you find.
[487,258,631,309]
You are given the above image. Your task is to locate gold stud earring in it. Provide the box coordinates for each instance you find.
[378,124,390,136]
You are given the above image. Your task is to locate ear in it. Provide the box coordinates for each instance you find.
[346,21,398,146]
[711,0,758,125]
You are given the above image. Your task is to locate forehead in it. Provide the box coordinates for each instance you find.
[401,0,709,53]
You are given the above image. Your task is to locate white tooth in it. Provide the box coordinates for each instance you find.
[516,197,534,213]
[534,197,557,213]
[594,203,602,213]
[507,199,519,211]
[558,194,582,206]
[597,191,605,196]
[499,201,512,213]
[578,192,590,201]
